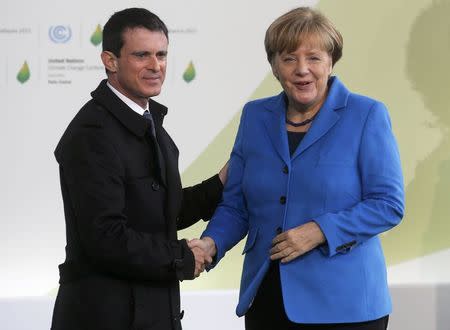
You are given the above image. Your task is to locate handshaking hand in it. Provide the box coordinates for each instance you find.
[187,237,217,278]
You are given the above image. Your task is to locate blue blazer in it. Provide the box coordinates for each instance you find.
[203,77,404,323]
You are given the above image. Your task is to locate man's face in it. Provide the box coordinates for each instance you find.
[105,27,168,108]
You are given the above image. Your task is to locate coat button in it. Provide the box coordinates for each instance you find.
[172,259,184,269]
[279,196,286,204]
[152,181,160,191]
[283,165,289,174]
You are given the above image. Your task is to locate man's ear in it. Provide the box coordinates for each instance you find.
[101,51,118,73]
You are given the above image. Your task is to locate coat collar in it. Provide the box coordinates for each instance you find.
[262,76,350,163]
[91,79,168,137]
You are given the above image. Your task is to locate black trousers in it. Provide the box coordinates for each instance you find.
[245,262,389,330]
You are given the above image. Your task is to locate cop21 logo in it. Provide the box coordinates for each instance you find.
[48,25,72,43]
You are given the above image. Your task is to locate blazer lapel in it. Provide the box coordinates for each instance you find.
[263,94,291,166]
[291,76,349,160]
[291,103,340,160]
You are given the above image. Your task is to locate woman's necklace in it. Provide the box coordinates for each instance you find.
[285,112,318,127]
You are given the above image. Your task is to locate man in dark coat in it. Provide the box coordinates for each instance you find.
[50,8,226,330]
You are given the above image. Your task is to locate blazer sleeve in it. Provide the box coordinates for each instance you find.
[314,101,405,257]
[58,127,195,282]
[176,174,224,230]
[201,106,250,266]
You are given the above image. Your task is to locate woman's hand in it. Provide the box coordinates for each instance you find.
[270,221,325,263]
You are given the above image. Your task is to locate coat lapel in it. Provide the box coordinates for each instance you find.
[263,94,291,166]
[91,80,170,186]
[91,80,148,138]
[149,99,170,187]
[150,100,182,229]
[151,128,168,187]
[158,127,182,237]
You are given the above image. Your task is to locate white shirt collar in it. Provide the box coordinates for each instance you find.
[107,81,149,115]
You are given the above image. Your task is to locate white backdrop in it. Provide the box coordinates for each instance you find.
[1,1,450,329]
[1,0,316,297]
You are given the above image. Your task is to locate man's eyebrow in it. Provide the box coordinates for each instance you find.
[131,50,151,56]
[131,50,168,56]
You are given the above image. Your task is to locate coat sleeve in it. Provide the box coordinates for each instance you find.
[177,175,224,230]
[58,127,195,282]
[201,106,250,266]
[314,101,405,257]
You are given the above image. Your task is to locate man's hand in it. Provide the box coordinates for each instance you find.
[188,237,217,277]
[270,221,325,263]
[190,246,212,277]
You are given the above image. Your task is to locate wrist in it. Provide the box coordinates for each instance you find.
[202,236,217,256]
[310,221,326,244]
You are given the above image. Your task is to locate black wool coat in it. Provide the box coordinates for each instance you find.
[51,80,223,330]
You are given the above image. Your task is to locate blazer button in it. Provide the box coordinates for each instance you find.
[152,181,160,191]
[279,196,286,204]
[276,227,282,234]
[283,165,289,174]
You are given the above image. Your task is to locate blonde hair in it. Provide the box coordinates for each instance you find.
[264,7,343,65]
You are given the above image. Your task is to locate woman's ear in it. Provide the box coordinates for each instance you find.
[272,65,279,80]
[101,51,118,73]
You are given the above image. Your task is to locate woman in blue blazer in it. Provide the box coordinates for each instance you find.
[191,7,404,330]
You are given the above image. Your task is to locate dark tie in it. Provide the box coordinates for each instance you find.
[143,110,166,184]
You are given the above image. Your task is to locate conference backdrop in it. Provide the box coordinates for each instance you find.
[1,0,449,298]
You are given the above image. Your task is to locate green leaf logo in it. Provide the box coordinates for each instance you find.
[90,24,103,46]
[183,61,196,83]
[17,61,30,84]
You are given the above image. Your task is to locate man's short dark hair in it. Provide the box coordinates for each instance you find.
[103,8,169,57]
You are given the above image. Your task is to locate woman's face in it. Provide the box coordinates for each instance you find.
[272,36,332,112]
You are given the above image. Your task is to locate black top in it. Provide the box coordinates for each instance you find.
[287,130,306,156]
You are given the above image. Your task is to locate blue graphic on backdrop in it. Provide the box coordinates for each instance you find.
[48,25,72,43]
